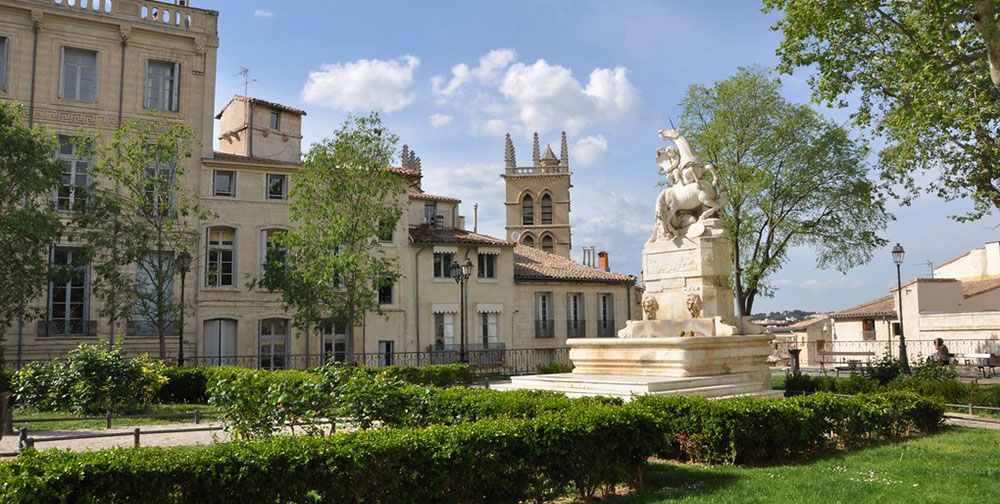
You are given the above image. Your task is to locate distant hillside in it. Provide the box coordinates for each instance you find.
[751,310,817,324]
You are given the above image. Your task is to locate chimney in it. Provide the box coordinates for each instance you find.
[598,251,610,271]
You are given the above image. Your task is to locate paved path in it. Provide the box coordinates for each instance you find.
[944,412,1000,430]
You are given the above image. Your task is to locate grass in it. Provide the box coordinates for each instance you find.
[11,403,217,431]
[606,427,1000,504]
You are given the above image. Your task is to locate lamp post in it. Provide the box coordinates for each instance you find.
[176,251,192,367]
[450,258,474,363]
[891,243,910,374]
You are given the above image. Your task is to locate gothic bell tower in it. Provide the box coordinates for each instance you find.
[501,131,572,258]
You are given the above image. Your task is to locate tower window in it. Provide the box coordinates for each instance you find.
[540,194,553,224]
[269,111,280,130]
[541,235,554,253]
[522,234,534,247]
[521,194,534,225]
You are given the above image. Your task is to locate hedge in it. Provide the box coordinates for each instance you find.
[0,404,657,504]
[779,370,1000,408]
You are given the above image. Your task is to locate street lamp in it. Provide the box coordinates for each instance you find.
[891,243,910,374]
[176,250,192,367]
[450,258,474,363]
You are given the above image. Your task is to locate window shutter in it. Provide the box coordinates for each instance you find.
[92,51,100,103]
[58,46,65,98]
[171,62,180,111]
[143,59,150,109]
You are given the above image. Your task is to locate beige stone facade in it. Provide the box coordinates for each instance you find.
[502,132,572,258]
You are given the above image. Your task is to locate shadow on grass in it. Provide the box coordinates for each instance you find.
[600,463,738,503]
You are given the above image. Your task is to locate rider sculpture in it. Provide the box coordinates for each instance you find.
[649,129,727,241]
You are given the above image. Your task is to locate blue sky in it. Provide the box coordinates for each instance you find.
[202,0,998,314]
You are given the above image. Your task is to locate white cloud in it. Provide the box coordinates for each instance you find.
[429,113,453,128]
[571,187,652,275]
[431,49,517,96]
[253,9,273,18]
[430,50,640,137]
[301,55,420,113]
[421,162,507,234]
[572,135,608,167]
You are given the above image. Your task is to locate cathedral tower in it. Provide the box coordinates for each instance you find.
[502,131,572,258]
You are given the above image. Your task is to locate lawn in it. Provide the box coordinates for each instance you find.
[11,403,217,431]
[611,427,1000,504]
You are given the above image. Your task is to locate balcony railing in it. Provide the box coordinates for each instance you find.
[597,319,616,337]
[36,319,98,337]
[535,320,554,339]
[862,330,877,341]
[127,320,179,337]
[567,319,585,338]
[426,342,506,365]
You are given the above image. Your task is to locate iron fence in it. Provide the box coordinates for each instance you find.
[567,320,585,338]
[35,319,98,337]
[769,337,1000,371]
[597,319,616,337]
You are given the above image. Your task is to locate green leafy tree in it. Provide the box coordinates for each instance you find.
[253,113,405,362]
[73,119,208,358]
[677,66,890,315]
[764,0,1000,220]
[0,102,64,328]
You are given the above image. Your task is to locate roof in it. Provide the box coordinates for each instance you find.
[409,226,512,247]
[788,314,830,330]
[409,189,460,203]
[963,275,1000,298]
[216,95,307,119]
[935,251,971,270]
[541,145,558,160]
[832,294,896,320]
[513,244,634,285]
[388,166,422,178]
[207,152,300,167]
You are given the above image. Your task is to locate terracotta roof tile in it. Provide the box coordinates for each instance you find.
[963,275,1000,298]
[788,314,831,330]
[832,294,896,319]
[388,166,422,178]
[208,152,300,167]
[216,95,307,119]
[513,245,634,285]
[409,190,460,203]
[409,226,512,247]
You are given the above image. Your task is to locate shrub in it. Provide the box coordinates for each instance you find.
[912,357,959,381]
[378,363,474,387]
[536,362,574,374]
[155,367,214,403]
[11,360,61,411]
[0,405,657,504]
[864,353,906,385]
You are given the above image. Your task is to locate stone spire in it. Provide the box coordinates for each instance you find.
[401,144,410,170]
[532,132,540,166]
[415,156,422,171]
[504,133,516,169]
[560,131,569,168]
[408,150,418,172]
[539,144,559,166]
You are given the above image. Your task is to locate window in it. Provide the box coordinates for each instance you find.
[378,277,393,305]
[434,312,455,346]
[260,229,286,271]
[259,318,289,370]
[143,160,175,216]
[55,136,90,212]
[377,217,394,242]
[521,194,534,225]
[131,253,175,336]
[541,235,554,253]
[434,214,445,228]
[522,234,534,247]
[203,319,237,366]
[269,111,280,130]
[321,322,347,363]
[433,252,454,278]
[477,253,496,279]
[535,292,553,338]
[892,322,901,337]
[213,170,235,197]
[60,47,98,102]
[863,319,876,341]
[46,248,89,336]
[378,340,394,366]
[0,36,7,92]
[144,60,179,111]
[567,293,584,338]
[267,173,287,200]
[479,312,498,346]
[598,293,614,337]
[540,194,553,224]
[206,227,236,287]
[424,202,437,225]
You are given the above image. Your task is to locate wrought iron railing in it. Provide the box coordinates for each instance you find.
[535,320,554,338]
[35,320,97,337]
[567,319,585,338]
[126,320,179,337]
[597,319,616,337]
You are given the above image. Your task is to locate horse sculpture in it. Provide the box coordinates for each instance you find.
[649,129,727,242]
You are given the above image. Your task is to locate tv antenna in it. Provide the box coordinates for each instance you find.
[236,67,257,97]
[912,260,934,278]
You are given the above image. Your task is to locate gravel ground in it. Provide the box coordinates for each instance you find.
[1,421,232,456]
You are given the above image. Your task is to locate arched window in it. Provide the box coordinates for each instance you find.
[541,235,554,253]
[521,194,534,226]
[540,194,553,225]
[522,234,535,247]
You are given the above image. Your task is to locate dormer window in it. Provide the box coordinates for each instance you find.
[424,202,437,225]
[269,111,280,130]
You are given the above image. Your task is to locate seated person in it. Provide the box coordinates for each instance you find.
[933,338,951,364]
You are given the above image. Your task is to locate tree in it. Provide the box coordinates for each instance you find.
[254,113,405,362]
[764,0,1000,220]
[0,102,64,329]
[73,119,207,358]
[677,66,890,315]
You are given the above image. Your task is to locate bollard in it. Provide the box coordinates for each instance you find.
[788,349,802,373]
[18,427,32,451]
[194,411,201,425]
[134,428,141,447]
[106,412,112,429]
[969,403,974,415]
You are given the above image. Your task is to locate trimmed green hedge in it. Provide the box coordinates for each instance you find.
[0,405,657,504]
[779,370,1000,408]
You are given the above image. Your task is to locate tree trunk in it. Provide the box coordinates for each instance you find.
[345,305,355,365]
[973,0,1000,92]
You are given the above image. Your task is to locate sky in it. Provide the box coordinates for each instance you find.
[200,0,998,315]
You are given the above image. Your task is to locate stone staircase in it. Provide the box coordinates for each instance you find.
[492,372,782,400]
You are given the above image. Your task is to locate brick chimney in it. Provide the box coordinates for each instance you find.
[598,251,610,272]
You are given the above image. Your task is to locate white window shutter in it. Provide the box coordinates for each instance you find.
[58,46,65,98]
[92,51,100,103]
[143,59,150,109]
[171,62,180,111]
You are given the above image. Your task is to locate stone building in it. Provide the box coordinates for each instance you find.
[1,0,637,368]
[503,132,572,258]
